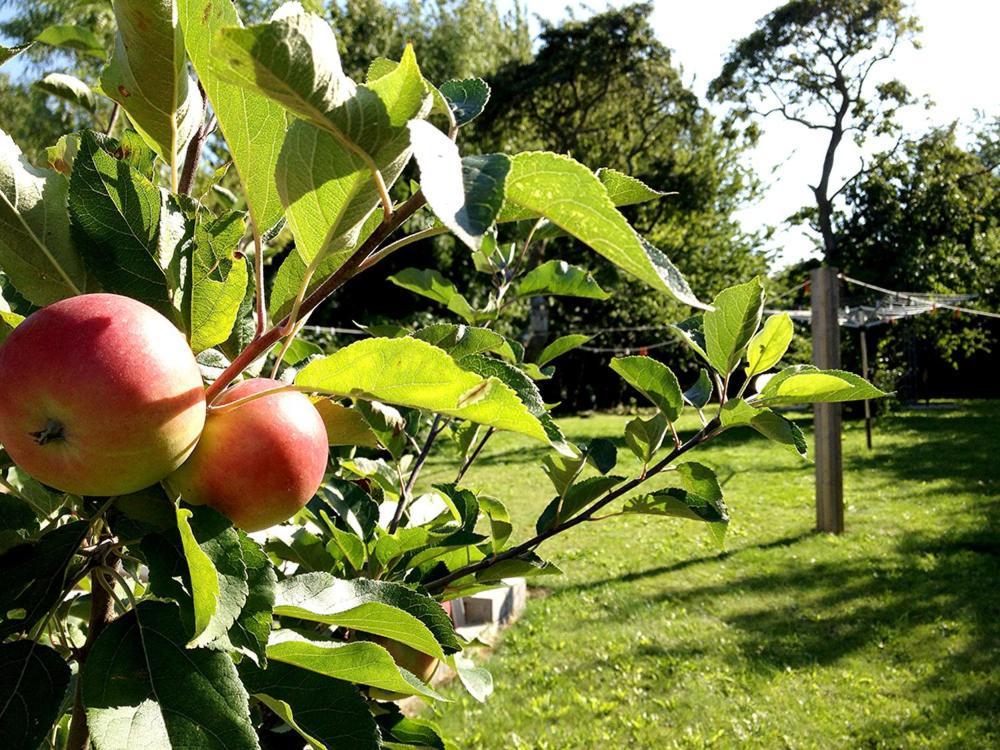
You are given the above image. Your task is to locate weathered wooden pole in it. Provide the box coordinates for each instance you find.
[860,326,872,450]
[811,267,844,533]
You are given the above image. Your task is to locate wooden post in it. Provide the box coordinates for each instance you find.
[860,327,872,450]
[811,267,844,533]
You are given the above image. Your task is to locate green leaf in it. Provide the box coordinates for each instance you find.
[683,369,714,409]
[609,356,683,421]
[83,601,259,750]
[676,462,723,504]
[380,711,455,748]
[0,641,71,750]
[638,236,707,309]
[719,399,808,459]
[623,487,728,524]
[239,661,379,750]
[671,314,709,363]
[451,652,493,704]
[499,152,704,306]
[0,43,33,66]
[0,129,86,305]
[179,0,288,232]
[102,0,204,167]
[175,505,249,649]
[314,400,379,447]
[275,573,460,659]
[477,495,512,552]
[536,475,624,533]
[536,334,591,367]
[68,132,173,318]
[757,368,887,405]
[214,13,429,263]
[703,277,765,375]
[596,167,667,206]
[516,260,609,300]
[749,409,809,459]
[33,73,99,112]
[432,484,481,534]
[265,631,445,700]
[0,521,87,639]
[409,121,509,251]
[473,551,561,584]
[188,210,250,352]
[746,312,794,377]
[0,493,38,554]
[624,462,728,544]
[267,216,364,321]
[439,78,490,125]
[624,412,669,464]
[6,466,64,518]
[459,354,567,449]
[35,25,105,58]
[296,337,555,446]
[0,309,21,345]
[413,324,517,362]
[228,531,276,667]
[389,268,483,325]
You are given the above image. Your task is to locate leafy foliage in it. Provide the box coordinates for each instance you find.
[0,3,885,748]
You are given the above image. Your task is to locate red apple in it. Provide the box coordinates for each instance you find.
[0,294,206,496]
[167,377,328,531]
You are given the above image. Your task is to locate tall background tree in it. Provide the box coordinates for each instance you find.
[709,0,920,260]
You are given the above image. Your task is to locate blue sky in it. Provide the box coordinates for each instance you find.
[503,1,1000,266]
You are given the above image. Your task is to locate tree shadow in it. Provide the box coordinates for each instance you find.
[552,505,1000,745]
[846,403,1000,496]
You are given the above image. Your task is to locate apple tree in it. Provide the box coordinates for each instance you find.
[0,3,885,749]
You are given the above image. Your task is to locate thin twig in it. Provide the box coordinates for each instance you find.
[66,560,120,750]
[103,102,120,136]
[253,226,267,338]
[177,83,211,196]
[203,191,428,404]
[454,426,495,485]
[425,418,720,593]
[388,415,446,534]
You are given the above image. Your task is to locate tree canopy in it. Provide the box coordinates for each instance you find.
[709,0,920,259]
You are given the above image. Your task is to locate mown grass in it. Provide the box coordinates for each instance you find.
[418,401,1000,749]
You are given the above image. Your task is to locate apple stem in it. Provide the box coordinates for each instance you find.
[203,191,427,404]
[206,384,316,414]
[29,418,65,445]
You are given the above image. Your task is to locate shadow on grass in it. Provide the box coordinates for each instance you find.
[847,401,1000,491]
[551,524,998,745]
[561,531,816,594]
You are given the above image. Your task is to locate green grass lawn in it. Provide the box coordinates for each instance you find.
[418,401,1000,749]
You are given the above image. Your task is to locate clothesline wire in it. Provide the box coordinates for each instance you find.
[296,274,996,357]
[838,274,1000,320]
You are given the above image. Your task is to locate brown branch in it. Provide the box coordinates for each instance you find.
[425,418,720,594]
[203,191,428,404]
[388,414,446,534]
[454,426,495,485]
[103,102,120,137]
[66,562,120,750]
[177,83,211,196]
